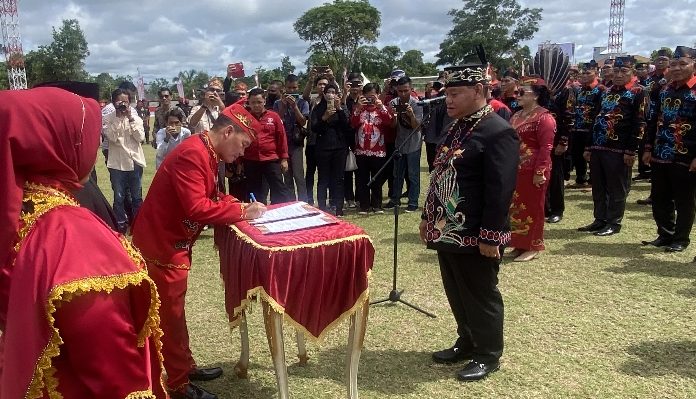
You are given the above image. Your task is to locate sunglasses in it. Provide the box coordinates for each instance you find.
[160,94,170,98]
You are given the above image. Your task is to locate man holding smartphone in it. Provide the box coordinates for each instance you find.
[155,108,192,169]
[386,76,423,212]
[274,74,310,201]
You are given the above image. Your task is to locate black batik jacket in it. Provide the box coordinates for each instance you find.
[587,80,646,155]
[422,106,520,254]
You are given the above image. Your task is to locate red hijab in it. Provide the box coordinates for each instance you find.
[0,87,101,325]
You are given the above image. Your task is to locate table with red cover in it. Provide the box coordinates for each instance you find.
[215,205,375,398]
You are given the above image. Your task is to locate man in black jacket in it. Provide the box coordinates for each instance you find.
[419,53,519,381]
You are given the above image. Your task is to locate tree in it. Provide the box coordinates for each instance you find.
[436,0,542,68]
[92,72,116,101]
[25,19,90,86]
[650,47,673,60]
[280,56,296,76]
[400,50,439,77]
[294,0,381,72]
[147,78,172,99]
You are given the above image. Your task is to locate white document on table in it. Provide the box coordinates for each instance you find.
[255,214,337,234]
[249,201,319,225]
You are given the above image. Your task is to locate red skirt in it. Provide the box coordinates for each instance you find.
[510,169,548,251]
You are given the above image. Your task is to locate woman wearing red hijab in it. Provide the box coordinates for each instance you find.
[0,87,166,398]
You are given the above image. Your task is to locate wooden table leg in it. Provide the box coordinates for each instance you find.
[234,311,250,379]
[346,303,369,399]
[263,302,289,399]
[296,329,308,366]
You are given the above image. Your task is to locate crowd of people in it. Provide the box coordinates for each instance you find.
[2,42,695,398]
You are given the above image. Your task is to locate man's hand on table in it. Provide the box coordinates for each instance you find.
[244,202,267,219]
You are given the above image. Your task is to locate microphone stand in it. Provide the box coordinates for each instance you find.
[368,101,441,318]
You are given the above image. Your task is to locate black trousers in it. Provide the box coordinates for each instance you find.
[305,145,318,204]
[651,163,696,245]
[317,147,347,213]
[637,141,651,177]
[355,155,386,211]
[545,153,566,217]
[571,130,590,184]
[426,142,438,173]
[437,250,504,363]
[344,170,355,201]
[244,159,291,205]
[385,143,396,198]
[590,151,631,227]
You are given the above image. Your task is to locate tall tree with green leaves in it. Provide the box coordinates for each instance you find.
[25,19,90,86]
[436,0,542,68]
[294,0,381,72]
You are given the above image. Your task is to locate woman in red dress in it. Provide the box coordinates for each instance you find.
[0,87,166,398]
[508,77,556,262]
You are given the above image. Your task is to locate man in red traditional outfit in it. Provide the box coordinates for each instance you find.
[0,87,166,398]
[131,104,266,399]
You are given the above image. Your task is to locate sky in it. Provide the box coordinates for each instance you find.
[13,0,696,82]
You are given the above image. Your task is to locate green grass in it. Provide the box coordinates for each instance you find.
[95,140,696,398]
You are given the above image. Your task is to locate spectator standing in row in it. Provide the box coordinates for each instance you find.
[303,70,333,204]
[343,73,364,208]
[386,76,423,212]
[104,88,146,234]
[312,83,351,216]
[351,83,393,214]
[154,87,180,148]
[136,99,151,144]
[274,74,310,201]
[155,108,192,170]
[243,88,291,204]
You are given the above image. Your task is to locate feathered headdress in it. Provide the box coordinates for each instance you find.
[529,46,571,93]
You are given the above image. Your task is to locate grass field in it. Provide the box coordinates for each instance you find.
[96,141,696,399]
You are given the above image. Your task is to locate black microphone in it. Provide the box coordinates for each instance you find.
[416,95,446,106]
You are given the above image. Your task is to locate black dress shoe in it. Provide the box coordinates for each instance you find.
[546,215,562,223]
[456,360,500,381]
[665,243,687,252]
[432,339,473,364]
[641,237,672,247]
[577,221,606,232]
[594,225,620,236]
[171,383,218,399]
[189,367,223,381]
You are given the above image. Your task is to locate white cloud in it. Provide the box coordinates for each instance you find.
[12,0,696,82]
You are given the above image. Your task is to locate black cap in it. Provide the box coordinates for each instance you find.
[635,62,649,69]
[614,56,635,68]
[674,46,696,59]
[32,81,100,101]
[581,60,598,71]
[445,45,490,87]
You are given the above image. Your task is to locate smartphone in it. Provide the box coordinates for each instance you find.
[315,65,330,74]
[395,103,408,113]
[366,96,374,105]
[286,93,300,100]
[349,81,362,88]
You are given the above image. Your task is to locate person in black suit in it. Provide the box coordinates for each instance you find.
[419,48,520,381]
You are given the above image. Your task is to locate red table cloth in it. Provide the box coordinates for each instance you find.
[216,206,374,341]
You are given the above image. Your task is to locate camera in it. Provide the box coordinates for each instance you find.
[395,103,408,113]
[116,102,128,111]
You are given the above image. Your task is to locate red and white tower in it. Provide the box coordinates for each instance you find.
[1,0,27,89]
[607,0,626,57]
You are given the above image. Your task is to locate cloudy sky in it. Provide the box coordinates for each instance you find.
[15,0,696,82]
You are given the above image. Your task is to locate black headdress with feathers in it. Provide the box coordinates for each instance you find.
[529,46,571,94]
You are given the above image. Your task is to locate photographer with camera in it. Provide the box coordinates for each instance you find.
[188,78,226,134]
[155,108,192,169]
[351,82,394,214]
[274,74,310,201]
[385,76,423,212]
[342,72,364,209]
[104,88,146,234]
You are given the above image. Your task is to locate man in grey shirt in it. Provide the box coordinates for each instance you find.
[386,76,423,212]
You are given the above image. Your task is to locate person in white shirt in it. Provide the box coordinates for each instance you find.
[105,88,146,233]
[155,108,192,169]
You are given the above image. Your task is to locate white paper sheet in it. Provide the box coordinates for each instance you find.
[249,202,318,225]
[254,214,337,234]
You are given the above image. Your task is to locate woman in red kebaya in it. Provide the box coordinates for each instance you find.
[0,87,166,398]
[508,77,556,262]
